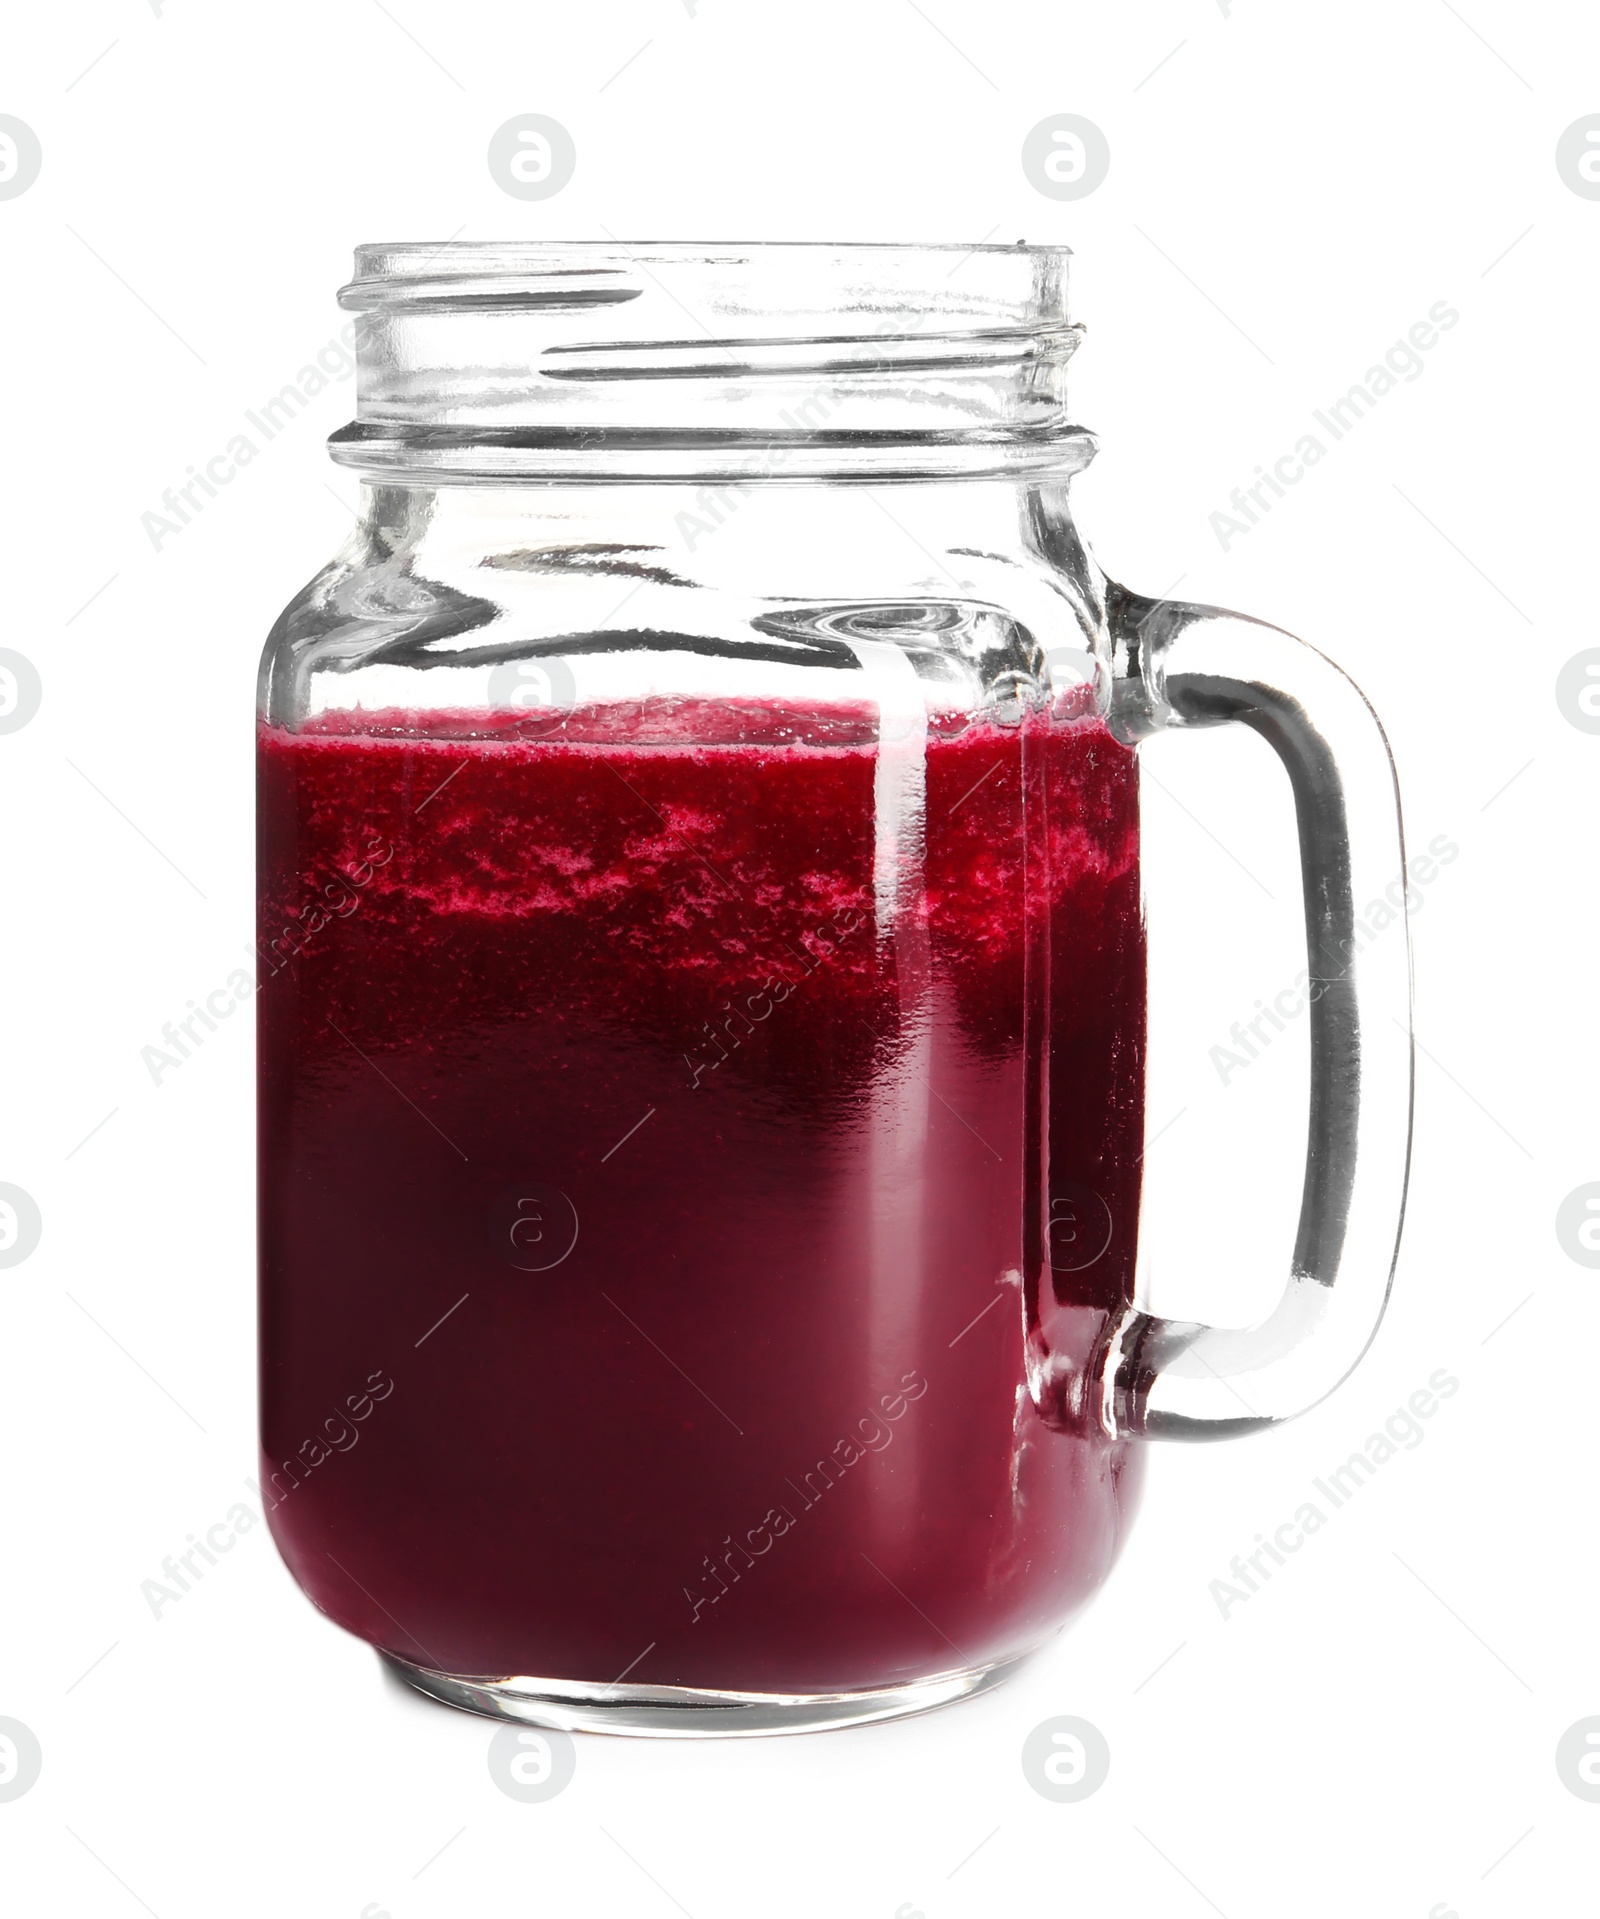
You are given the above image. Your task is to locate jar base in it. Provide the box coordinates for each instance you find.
[380,1648,1030,1737]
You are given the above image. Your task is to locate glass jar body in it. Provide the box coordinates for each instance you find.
[256,474,1148,1720]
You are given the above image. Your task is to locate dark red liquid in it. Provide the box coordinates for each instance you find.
[258,699,1146,1693]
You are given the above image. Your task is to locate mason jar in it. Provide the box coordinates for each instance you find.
[256,242,1411,1735]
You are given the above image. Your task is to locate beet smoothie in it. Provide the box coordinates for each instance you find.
[257,697,1146,1694]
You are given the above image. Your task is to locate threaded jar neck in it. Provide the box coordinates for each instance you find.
[329,241,1096,484]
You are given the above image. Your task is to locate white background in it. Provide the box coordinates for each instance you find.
[2,1,1595,1913]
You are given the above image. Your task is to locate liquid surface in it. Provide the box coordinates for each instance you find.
[258,699,1147,1691]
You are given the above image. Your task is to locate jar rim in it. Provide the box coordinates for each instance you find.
[334,241,1088,482]
[341,239,1072,312]
[352,238,1070,253]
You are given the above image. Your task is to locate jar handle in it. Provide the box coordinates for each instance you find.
[1097,585,1413,1440]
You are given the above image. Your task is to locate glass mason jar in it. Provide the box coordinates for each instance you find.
[257,243,1411,1735]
